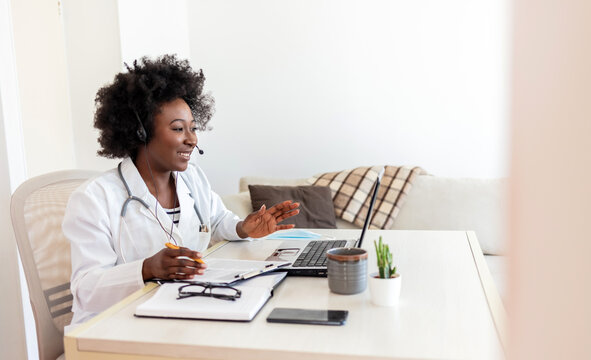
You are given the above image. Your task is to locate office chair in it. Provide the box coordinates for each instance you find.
[10,170,99,360]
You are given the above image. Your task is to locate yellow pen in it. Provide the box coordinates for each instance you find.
[165,242,206,264]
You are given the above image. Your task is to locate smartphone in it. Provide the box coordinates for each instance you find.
[266,307,348,325]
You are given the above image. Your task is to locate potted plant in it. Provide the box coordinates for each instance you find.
[369,236,401,306]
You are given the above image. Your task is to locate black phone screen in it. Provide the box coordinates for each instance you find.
[266,307,348,325]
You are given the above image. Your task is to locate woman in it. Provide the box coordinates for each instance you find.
[63,55,299,328]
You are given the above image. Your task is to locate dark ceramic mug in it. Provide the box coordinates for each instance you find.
[326,247,368,295]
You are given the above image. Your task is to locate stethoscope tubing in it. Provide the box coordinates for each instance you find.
[117,161,207,227]
[118,163,151,216]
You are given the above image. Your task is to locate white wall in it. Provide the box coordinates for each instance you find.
[509,0,591,358]
[60,0,509,195]
[186,0,509,195]
[62,0,122,173]
[4,0,511,188]
[59,0,192,174]
[118,0,191,65]
[11,0,75,177]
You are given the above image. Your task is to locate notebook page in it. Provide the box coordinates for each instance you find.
[193,258,288,284]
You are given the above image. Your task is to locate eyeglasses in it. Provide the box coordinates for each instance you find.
[177,283,242,301]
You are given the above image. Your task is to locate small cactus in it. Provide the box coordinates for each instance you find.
[374,236,396,278]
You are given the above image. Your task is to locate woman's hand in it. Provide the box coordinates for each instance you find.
[142,246,207,281]
[237,200,300,238]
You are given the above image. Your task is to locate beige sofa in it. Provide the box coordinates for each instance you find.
[221,174,508,302]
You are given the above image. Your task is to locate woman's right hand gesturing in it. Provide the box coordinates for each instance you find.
[142,246,207,281]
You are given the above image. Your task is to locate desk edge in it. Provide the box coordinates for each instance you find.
[466,231,508,352]
[64,241,230,358]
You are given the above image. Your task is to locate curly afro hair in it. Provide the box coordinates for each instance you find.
[94,54,214,159]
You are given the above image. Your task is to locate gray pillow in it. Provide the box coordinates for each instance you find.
[248,185,337,229]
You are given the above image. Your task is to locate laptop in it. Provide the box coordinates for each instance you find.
[265,167,385,277]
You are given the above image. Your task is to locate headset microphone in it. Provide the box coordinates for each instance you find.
[196,145,204,155]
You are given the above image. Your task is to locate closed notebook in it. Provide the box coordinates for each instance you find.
[135,272,286,321]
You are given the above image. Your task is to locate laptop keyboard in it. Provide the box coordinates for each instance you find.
[292,240,348,267]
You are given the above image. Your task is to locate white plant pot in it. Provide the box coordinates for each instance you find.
[368,272,401,307]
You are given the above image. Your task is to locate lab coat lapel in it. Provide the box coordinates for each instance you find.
[120,158,149,201]
[176,173,197,240]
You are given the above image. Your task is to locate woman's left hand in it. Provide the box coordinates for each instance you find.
[237,200,300,238]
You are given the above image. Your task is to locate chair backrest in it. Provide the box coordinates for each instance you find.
[11,170,99,360]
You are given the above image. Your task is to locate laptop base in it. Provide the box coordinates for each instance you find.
[283,268,328,277]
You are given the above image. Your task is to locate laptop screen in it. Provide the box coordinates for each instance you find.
[357,167,385,248]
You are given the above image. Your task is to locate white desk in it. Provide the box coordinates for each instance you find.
[65,230,506,360]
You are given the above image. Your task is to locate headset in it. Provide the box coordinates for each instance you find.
[134,110,148,142]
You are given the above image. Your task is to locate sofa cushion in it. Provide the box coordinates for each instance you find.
[230,175,507,255]
[248,185,337,228]
[221,191,252,219]
[392,176,507,255]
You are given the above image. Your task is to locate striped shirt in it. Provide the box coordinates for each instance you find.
[163,206,181,226]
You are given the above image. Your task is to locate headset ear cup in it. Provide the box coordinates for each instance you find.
[133,109,148,142]
[137,127,147,142]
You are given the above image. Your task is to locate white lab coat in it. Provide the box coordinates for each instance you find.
[63,157,243,329]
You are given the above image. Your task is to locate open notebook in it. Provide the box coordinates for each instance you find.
[193,258,290,284]
[135,271,287,322]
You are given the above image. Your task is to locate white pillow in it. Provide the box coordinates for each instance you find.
[392,176,507,255]
[221,191,252,219]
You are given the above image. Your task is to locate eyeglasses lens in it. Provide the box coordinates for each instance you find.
[178,284,241,301]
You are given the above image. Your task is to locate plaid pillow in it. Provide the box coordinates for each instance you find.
[311,165,426,229]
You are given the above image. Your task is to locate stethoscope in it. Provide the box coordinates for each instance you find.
[116,162,210,263]
[118,163,150,217]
